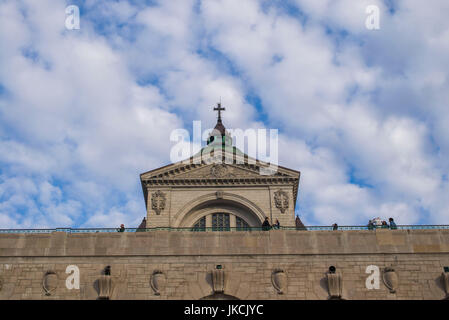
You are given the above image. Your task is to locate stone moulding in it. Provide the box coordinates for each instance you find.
[150,270,167,296]
[0,277,3,292]
[382,267,398,293]
[326,272,342,299]
[42,271,58,296]
[271,269,287,294]
[211,268,225,293]
[442,272,449,298]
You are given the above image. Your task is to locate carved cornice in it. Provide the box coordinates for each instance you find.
[143,177,298,186]
[142,162,294,180]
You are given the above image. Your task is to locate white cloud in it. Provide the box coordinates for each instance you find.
[0,0,448,228]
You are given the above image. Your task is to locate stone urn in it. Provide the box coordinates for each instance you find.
[326,268,342,299]
[98,274,113,299]
[211,267,225,293]
[442,272,449,298]
[43,271,58,296]
[382,267,398,293]
[271,269,287,294]
[150,270,167,295]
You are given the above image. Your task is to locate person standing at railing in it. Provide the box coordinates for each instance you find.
[332,223,338,230]
[373,217,382,227]
[389,218,397,230]
[117,224,125,232]
[273,219,280,230]
[367,220,375,230]
[262,217,271,231]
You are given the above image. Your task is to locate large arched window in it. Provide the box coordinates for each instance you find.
[236,216,250,230]
[191,213,250,231]
[212,213,230,231]
[192,216,206,231]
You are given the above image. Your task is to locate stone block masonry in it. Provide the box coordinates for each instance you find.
[1,229,449,300]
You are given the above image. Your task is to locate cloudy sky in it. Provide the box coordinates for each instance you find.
[0,0,448,228]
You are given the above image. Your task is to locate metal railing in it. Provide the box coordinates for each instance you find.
[0,225,449,234]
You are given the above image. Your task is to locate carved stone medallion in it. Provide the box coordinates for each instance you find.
[210,164,228,178]
[274,190,289,213]
[151,190,166,215]
[43,271,58,296]
[150,270,167,296]
[271,269,287,294]
[382,267,398,293]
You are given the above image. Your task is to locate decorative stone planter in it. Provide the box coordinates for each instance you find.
[271,269,287,294]
[326,270,342,299]
[442,272,449,298]
[98,275,113,299]
[382,267,398,293]
[211,268,225,293]
[150,270,167,296]
[42,271,58,296]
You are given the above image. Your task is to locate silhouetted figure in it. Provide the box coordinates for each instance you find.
[368,220,374,230]
[381,220,388,228]
[332,223,338,230]
[262,217,271,231]
[295,216,307,230]
[273,219,280,229]
[389,218,397,230]
[118,224,125,232]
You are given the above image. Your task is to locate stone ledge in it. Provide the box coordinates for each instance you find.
[0,229,448,257]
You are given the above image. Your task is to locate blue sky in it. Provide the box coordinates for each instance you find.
[1,0,449,228]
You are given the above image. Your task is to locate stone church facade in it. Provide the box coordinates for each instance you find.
[140,104,300,231]
[1,107,449,300]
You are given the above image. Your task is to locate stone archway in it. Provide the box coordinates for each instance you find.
[173,192,266,228]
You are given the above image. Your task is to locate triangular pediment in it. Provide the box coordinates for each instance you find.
[165,163,279,179]
[140,159,299,181]
[140,150,301,209]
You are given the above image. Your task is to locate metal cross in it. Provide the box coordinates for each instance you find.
[213,102,225,121]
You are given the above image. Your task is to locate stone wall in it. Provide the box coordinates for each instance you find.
[1,229,449,300]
